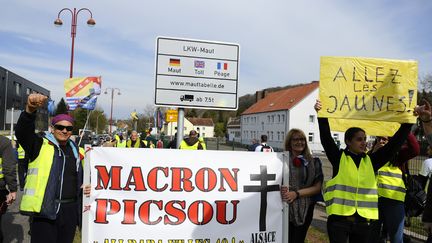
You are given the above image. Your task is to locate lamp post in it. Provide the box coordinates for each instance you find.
[54,8,96,78]
[104,88,121,134]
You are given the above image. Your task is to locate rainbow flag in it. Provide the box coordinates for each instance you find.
[64,76,102,110]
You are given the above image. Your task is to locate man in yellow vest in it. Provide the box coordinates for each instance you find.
[16,141,28,191]
[126,130,147,148]
[179,130,205,150]
[0,135,18,242]
[16,93,85,243]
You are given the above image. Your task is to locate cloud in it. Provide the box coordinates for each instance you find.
[1,0,431,119]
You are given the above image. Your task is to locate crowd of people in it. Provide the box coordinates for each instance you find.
[2,93,432,243]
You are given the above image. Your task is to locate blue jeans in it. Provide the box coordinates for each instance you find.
[378,197,405,243]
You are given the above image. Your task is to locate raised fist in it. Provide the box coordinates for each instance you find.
[26,93,48,113]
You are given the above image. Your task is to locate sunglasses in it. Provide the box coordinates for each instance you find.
[54,124,73,132]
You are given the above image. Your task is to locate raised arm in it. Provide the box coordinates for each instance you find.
[15,94,48,161]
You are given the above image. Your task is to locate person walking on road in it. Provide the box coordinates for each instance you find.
[0,135,18,243]
[16,141,29,191]
[16,93,87,243]
[255,135,274,152]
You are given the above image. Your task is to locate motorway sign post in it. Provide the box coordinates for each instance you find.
[155,37,240,110]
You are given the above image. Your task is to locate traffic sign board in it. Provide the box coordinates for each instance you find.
[166,109,178,122]
[155,37,239,110]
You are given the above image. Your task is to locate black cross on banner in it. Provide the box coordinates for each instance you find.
[243,165,280,231]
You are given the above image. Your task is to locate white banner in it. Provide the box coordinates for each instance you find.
[82,148,285,243]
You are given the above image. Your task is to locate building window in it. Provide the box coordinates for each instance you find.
[281,132,285,140]
[309,115,315,123]
[267,116,270,123]
[271,115,274,123]
[202,133,206,137]
[277,131,280,141]
[278,115,280,123]
[202,127,205,130]
[282,114,285,122]
[308,133,314,142]
[26,88,31,95]
[262,121,264,131]
[271,131,274,141]
[15,82,22,96]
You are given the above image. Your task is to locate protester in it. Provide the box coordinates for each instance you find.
[198,136,207,150]
[144,128,157,148]
[179,130,204,150]
[0,135,18,243]
[369,133,419,243]
[314,100,412,243]
[248,139,260,151]
[168,133,178,149]
[418,145,432,188]
[255,135,274,152]
[414,100,432,242]
[115,132,126,148]
[280,129,323,243]
[15,93,86,243]
[126,130,147,148]
[16,141,29,191]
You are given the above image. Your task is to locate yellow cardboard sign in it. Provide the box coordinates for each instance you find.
[328,119,401,137]
[166,109,178,122]
[319,56,418,124]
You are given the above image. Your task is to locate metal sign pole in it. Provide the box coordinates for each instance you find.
[176,108,184,148]
[10,107,14,141]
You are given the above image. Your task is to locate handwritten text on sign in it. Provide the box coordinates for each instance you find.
[319,56,417,123]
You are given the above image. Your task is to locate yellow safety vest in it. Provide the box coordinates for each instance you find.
[376,162,406,202]
[115,135,126,148]
[0,158,3,179]
[126,138,147,148]
[17,145,25,159]
[198,137,207,150]
[324,152,378,220]
[179,140,200,150]
[20,138,83,214]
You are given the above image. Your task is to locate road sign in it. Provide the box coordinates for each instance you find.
[155,37,240,110]
[166,109,178,122]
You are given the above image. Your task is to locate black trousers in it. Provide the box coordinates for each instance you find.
[0,189,8,243]
[327,214,380,243]
[289,203,316,243]
[30,202,79,243]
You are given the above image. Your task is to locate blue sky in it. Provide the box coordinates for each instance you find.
[1,1,431,119]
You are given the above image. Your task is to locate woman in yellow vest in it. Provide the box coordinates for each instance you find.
[315,100,413,243]
[369,134,419,243]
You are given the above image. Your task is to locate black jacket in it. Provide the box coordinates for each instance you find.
[0,135,17,192]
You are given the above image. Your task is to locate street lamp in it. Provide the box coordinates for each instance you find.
[54,8,96,78]
[104,88,121,134]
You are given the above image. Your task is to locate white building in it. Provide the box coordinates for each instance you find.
[241,81,344,152]
[165,117,215,138]
[188,118,215,138]
[227,117,241,141]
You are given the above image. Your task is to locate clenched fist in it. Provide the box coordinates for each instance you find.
[26,93,48,113]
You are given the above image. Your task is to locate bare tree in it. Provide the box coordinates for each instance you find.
[419,73,432,92]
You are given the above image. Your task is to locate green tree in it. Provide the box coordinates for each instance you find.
[214,122,226,137]
[55,98,68,115]
[71,108,89,134]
